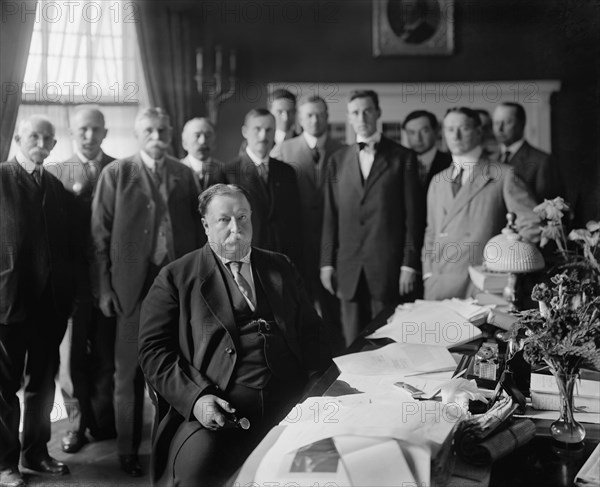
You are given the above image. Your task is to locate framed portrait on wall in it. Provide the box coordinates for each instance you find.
[373,0,454,56]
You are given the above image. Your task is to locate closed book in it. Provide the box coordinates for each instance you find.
[468,265,510,293]
[531,391,600,413]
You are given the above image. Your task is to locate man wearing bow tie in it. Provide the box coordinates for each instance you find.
[51,107,118,455]
[91,107,203,476]
[1,115,74,486]
[180,117,226,195]
[422,107,540,300]
[321,90,425,345]
[225,108,303,269]
[138,183,331,487]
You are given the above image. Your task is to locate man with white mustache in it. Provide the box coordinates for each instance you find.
[91,107,203,477]
[1,115,74,486]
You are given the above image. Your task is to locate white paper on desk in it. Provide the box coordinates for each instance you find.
[337,371,452,399]
[333,342,457,376]
[336,436,415,487]
[368,301,483,348]
[516,408,600,424]
[276,398,462,455]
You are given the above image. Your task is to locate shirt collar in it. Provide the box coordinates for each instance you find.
[214,247,252,266]
[140,150,165,171]
[245,147,269,166]
[501,139,525,156]
[302,131,327,149]
[356,131,382,146]
[452,145,483,168]
[417,146,437,167]
[76,149,103,164]
[185,153,209,173]
[16,150,43,174]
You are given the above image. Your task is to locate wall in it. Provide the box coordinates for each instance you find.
[159,0,600,220]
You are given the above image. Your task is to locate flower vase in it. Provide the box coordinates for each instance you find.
[550,373,586,444]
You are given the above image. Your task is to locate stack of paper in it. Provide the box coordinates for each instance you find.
[366,300,484,348]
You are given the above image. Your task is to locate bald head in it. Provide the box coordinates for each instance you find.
[70,107,108,160]
[182,117,216,162]
[15,115,57,165]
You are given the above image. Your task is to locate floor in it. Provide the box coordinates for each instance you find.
[22,396,153,487]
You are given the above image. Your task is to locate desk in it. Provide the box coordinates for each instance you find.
[235,306,600,487]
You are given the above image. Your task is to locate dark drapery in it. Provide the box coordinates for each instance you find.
[135,2,196,158]
[0,0,38,161]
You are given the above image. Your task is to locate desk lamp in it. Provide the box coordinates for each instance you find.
[483,213,545,312]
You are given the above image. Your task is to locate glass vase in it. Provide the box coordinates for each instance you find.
[550,373,586,444]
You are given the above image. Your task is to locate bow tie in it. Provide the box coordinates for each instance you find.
[358,141,377,152]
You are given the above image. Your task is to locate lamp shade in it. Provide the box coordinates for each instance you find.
[484,213,545,273]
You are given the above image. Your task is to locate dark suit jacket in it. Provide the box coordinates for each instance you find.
[279,135,345,291]
[49,152,115,295]
[321,136,425,302]
[224,153,303,268]
[425,149,453,189]
[0,160,74,324]
[91,153,203,316]
[180,155,227,193]
[138,245,331,484]
[498,141,561,202]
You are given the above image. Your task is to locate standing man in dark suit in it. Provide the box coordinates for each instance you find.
[91,107,203,477]
[51,107,117,455]
[225,108,303,268]
[423,107,540,300]
[180,117,226,193]
[280,95,345,353]
[0,115,73,487]
[402,110,452,190]
[492,102,561,202]
[139,184,331,487]
[321,90,424,346]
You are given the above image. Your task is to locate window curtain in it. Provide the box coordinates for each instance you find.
[134,2,195,159]
[0,0,38,161]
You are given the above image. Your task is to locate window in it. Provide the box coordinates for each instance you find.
[10,1,148,161]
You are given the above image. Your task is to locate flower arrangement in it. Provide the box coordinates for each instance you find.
[511,197,600,442]
[512,197,600,377]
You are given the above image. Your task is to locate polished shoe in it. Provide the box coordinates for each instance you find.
[61,430,89,453]
[0,468,26,487]
[119,455,142,477]
[21,456,69,475]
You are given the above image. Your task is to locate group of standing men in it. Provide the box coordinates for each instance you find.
[0,87,558,487]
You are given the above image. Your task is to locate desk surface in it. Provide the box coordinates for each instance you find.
[238,305,600,487]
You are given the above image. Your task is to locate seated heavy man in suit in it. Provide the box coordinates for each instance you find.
[139,184,331,487]
[492,102,561,202]
[53,107,117,454]
[423,107,540,300]
[321,90,424,345]
[402,110,452,190]
[180,117,226,193]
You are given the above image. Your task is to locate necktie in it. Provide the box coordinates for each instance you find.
[228,261,256,310]
[451,168,463,197]
[358,141,377,154]
[32,168,42,186]
[256,162,268,184]
[152,161,163,185]
[501,151,511,164]
[312,146,321,164]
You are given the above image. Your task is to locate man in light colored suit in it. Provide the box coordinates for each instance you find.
[268,88,299,159]
[180,117,226,193]
[91,107,203,476]
[280,95,345,353]
[321,90,424,345]
[493,102,561,202]
[423,107,540,300]
[52,107,117,455]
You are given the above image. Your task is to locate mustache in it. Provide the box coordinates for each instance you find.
[148,141,168,149]
[29,147,50,160]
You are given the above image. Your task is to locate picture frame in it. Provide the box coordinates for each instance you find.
[373,0,454,56]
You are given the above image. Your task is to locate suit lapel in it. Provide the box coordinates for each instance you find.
[164,158,181,197]
[363,147,389,197]
[198,247,240,347]
[348,146,365,196]
[131,153,155,205]
[251,250,287,334]
[441,159,493,230]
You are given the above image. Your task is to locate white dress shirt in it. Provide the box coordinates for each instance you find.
[499,139,525,163]
[451,146,484,185]
[140,150,165,173]
[356,131,381,180]
[16,150,42,175]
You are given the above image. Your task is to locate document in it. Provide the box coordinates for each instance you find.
[333,342,457,376]
[367,300,483,348]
